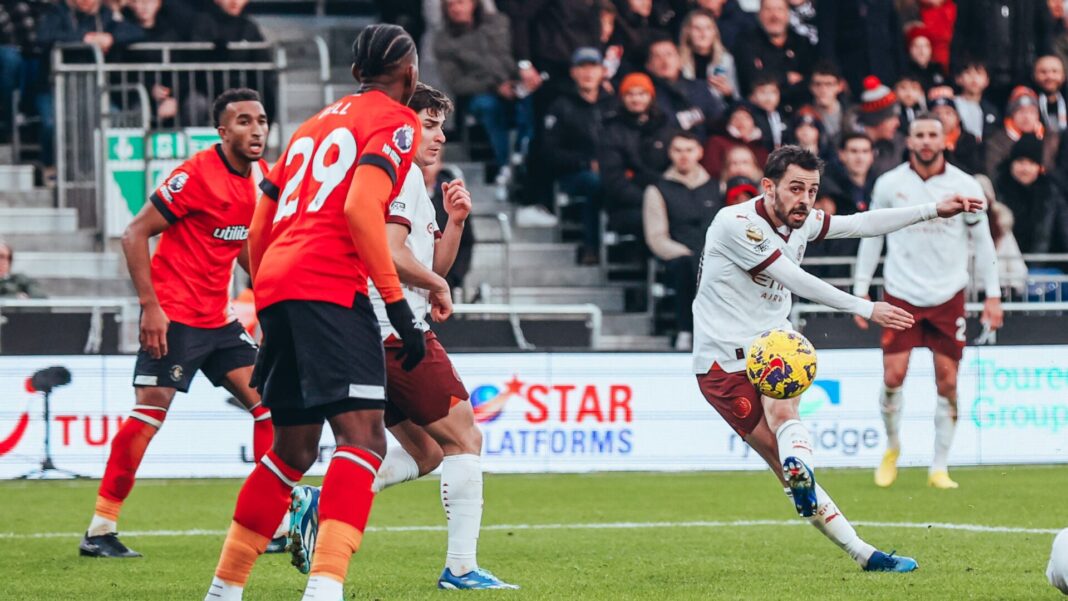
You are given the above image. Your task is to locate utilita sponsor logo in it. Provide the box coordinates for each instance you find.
[213,225,249,241]
[469,376,634,456]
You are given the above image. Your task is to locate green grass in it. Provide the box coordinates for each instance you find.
[2,466,1067,600]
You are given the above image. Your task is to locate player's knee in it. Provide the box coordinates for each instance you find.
[416,445,445,474]
[936,377,957,399]
[883,370,907,389]
[272,445,317,474]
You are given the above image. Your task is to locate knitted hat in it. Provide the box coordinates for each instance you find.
[725,176,760,205]
[619,72,655,98]
[858,76,899,126]
[791,105,824,131]
[1006,86,1040,116]
[1009,133,1044,164]
[927,85,957,111]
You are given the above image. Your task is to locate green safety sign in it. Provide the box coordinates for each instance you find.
[104,128,220,237]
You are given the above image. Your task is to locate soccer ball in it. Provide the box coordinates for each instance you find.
[745,329,818,400]
[1048,528,1068,595]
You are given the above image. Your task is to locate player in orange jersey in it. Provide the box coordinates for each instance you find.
[203,25,433,601]
[80,88,274,559]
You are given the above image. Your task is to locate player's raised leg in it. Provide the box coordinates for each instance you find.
[929,351,960,489]
[374,419,441,493]
[876,350,910,488]
[745,419,917,572]
[80,387,174,557]
[763,395,819,517]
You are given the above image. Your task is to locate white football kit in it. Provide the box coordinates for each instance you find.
[368,166,440,339]
[853,162,1001,306]
[692,196,942,374]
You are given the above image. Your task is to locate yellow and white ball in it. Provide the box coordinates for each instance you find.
[745,329,818,399]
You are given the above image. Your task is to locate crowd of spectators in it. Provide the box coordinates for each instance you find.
[420,0,1068,347]
[0,0,266,178]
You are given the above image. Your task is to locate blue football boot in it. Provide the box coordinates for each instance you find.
[865,550,919,572]
[783,456,818,518]
[437,567,520,590]
[286,485,321,574]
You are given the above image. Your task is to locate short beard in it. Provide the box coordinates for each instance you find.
[912,149,943,167]
[770,189,808,230]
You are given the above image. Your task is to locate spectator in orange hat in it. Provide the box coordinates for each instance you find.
[600,72,674,238]
[984,86,1061,177]
[928,85,983,174]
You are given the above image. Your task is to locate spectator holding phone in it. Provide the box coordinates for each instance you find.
[678,8,739,102]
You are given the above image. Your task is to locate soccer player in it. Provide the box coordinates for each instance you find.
[693,144,985,572]
[79,88,273,559]
[203,25,431,601]
[853,116,1003,490]
[285,83,517,590]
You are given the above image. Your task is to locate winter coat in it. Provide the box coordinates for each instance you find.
[600,107,674,217]
[734,26,815,105]
[951,0,1052,91]
[542,86,615,176]
[433,11,515,98]
[994,165,1068,253]
[817,0,907,98]
[652,74,726,141]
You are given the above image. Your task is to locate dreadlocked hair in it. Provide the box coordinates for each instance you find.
[351,24,417,81]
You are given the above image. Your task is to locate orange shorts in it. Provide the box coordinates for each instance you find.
[881,290,966,361]
[383,331,469,427]
[696,365,763,437]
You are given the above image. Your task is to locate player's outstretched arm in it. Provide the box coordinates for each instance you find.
[386,223,452,322]
[345,164,426,369]
[432,179,470,279]
[824,196,985,241]
[122,202,172,359]
[763,255,915,331]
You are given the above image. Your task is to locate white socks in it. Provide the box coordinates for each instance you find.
[932,395,957,473]
[441,454,483,576]
[87,514,116,537]
[786,484,876,568]
[373,444,421,493]
[205,577,243,601]
[776,419,814,468]
[880,386,904,450]
[300,575,343,601]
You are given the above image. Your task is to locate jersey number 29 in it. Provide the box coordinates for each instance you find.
[274,127,358,223]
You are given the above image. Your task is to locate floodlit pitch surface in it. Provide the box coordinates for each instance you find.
[2,466,1065,599]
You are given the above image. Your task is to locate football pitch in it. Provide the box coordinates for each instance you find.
[2,466,1066,600]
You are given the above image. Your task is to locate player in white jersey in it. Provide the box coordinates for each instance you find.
[284,84,517,590]
[853,116,1003,490]
[693,145,984,572]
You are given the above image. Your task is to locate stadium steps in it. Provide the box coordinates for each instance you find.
[0,164,34,192]
[0,188,54,208]
[0,207,78,234]
[36,276,135,297]
[465,264,604,288]
[16,251,123,279]
[2,229,97,252]
[470,242,576,269]
[597,334,673,351]
[504,286,626,312]
[602,312,655,336]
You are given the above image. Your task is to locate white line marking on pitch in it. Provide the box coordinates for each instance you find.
[0,520,1059,540]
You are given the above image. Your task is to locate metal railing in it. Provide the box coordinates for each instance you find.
[51,41,291,234]
[0,298,140,354]
[452,303,603,350]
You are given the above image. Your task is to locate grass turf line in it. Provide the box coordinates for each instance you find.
[1,466,1066,600]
